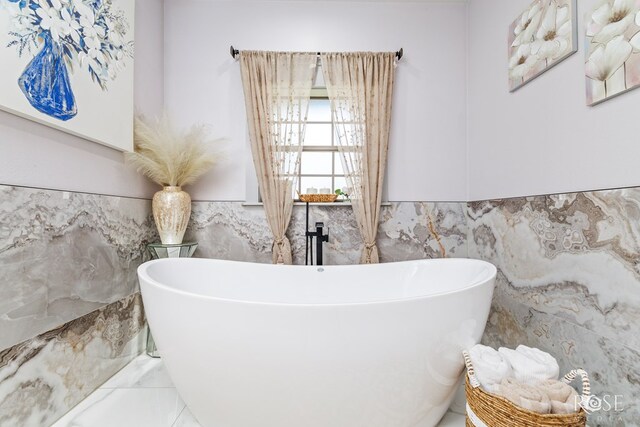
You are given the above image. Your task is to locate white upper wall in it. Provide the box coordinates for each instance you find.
[6,0,633,203]
[164,0,468,202]
[0,0,163,199]
[467,0,640,201]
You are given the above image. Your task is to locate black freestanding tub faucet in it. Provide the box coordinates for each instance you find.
[304,203,329,265]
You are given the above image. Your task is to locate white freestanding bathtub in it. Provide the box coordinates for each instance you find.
[138,258,496,427]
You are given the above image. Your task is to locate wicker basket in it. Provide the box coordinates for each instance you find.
[462,351,588,427]
[299,193,338,203]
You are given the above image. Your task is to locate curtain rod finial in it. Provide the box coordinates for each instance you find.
[396,48,403,61]
[230,45,239,59]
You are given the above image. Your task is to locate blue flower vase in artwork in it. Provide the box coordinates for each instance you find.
[18,33,77,121]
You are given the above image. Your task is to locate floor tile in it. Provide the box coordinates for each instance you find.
[52,388,185,427]
[55,355,465,427]
[100,354,173,388]
[172,407,201,427]
[171,407,464,427]
[437,411,465,426]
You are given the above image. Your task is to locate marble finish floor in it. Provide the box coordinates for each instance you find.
[52,354,465,427]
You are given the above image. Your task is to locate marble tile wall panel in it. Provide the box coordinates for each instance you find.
[0,185,157,351]
[483,292,638,426]
[184,201,468,265]
[468,190,640,351]
[0,293,146,427]
[467,189,640,425]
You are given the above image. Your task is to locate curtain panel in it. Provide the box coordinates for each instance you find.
[321,52,396,264]
[239,51,316,264]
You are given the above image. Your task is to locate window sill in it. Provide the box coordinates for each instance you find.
[242,201,392,207]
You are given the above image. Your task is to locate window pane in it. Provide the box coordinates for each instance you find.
[301,152,332,175]
[280,151,300,173]
[307,99,331,122]
[334,177,348,194]
[304,124,332,146]
[334,153,345,175]
[276,103,304,122]
[300,177,332,194]
[314,66,326,88]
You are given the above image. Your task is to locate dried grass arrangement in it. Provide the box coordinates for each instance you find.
[125,113,225,244]
[125,113,224,187]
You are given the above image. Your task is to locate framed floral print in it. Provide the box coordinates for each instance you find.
[508,0,578,91]
[585,0,640,105]
[0,0,135,151]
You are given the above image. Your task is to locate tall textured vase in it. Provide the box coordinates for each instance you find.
[152,186,191,244]
[18,33,77,121]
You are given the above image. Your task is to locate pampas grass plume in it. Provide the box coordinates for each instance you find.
[125,113,224,187]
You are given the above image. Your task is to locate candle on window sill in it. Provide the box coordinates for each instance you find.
[306,187,318,194]
[319,188,331,194]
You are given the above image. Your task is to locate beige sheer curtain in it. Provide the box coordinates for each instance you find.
[239,51,316,264]
[321,52,396,264]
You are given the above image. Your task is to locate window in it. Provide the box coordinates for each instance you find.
[245,64,388,205]
[296,88,346,199]
[247,65,378,205]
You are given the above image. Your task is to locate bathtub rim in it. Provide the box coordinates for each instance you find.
[138,258,496,307]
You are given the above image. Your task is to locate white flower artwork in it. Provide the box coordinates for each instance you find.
[508,0,578,92]
[586,0,640,105]
[0,0,135,151]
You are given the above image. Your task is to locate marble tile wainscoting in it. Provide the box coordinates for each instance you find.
[185,201,469,264]
[0,295,146,427]
[0,185,157,349]
[7,185,640,426]
[0,184,157,426]
[468,189,640,426]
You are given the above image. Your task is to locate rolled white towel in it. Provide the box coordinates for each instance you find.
[498,345,559,385]
[468,344,513,393]
[536,379,580,414]
[494,378,551,414]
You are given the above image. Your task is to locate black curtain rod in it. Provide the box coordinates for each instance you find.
[229,45,403,61]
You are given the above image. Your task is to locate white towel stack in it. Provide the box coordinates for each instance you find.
[498,345,559,385]
[467,344,579,414]
[468,344,513,394]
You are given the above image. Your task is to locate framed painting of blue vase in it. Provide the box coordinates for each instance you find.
[0,0,134,151]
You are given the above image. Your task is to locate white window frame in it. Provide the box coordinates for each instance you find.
[295,88,343,200]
